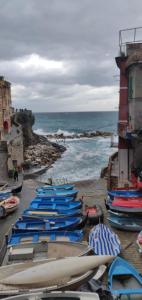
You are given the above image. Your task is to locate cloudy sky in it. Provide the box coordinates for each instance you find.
[0,0,142,112]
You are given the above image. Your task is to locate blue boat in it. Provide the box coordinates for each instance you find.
[108,257,142,297]
[22,208,81,218]
[33,196,75,203]
[89,224,121,256]
[108,211,142,231]
[37,184,75,191]
[29,200,82,210]
[36,189,79,199]
[108,189,142,199]
[8,230,84,245]
[13,216,82,232]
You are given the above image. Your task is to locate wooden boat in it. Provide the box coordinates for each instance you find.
[0,196,20,218]
[37,184,75,190]
[22,208,81,218]
[112,198,142,208]
[33,196,75,203]
[0,291,100,300]
[89,224,121,256]
[2,241,92,265]
[108,213,142,231]
[84,204,103,225]
[106,197,142,214]
[36,189,79,199]
[108,257,142,297]
[13,216,82,232]
[108,189,142,199]
[8,230,84,245]
[0,255,114,296]
[29,200,82,210]
[21,214,88,230]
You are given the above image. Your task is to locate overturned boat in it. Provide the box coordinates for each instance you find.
[0,255,114,296]
[29,200,82,210]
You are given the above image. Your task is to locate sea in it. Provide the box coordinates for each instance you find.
[33,111,118,182]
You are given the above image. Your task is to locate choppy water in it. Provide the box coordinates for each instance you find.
[33,112,118,181]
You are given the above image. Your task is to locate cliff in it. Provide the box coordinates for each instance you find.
[13,109,66,169]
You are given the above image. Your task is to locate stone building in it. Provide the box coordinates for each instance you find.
[0,76,12,140]
[0,76,23,180]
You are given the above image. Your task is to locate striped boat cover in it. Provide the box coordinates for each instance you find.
[89,224,121,256]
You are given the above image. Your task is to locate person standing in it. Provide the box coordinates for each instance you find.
[13,167,18,182]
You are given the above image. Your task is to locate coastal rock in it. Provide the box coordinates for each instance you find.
[13,109,66,171]
[46,130,112,140]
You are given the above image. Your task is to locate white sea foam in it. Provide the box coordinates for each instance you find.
[34,128,48,136]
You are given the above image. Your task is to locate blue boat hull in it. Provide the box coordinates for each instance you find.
[36,189,79,199]
[13,216,82,232]
[108,257,142,296]
[8,230,84,245]
[29,200,82,210]
[22,208,81,218]
[33,196,75,203]
[37,184,74,190]
[108,190,142,199]
[108,211,142,231]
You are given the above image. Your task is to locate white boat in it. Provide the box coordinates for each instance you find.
[0,255,114,296]
[0,291,100,300]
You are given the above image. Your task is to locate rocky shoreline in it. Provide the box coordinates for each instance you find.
[46,130,112,140]
[14,109,66,171]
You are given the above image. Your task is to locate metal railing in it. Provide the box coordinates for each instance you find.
[119,26,142,54]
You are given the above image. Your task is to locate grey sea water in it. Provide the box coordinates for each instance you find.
[34,111,118,181]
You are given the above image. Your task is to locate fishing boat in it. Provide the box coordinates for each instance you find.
[13,216,83,232]
[84,204,103,225]
[1,291,100,300]
[37,184,75,190]
[105,197,142,214]
[32,196,75,203]
[108,189,142,199]
[36,189,79,199]
[112,198,142,208]
[8,230,84,245]
[21,214,88,230]
[0,196,20,218]
[108,257,142,297]
[0,255,114,296]
[29,200,82,211]
[108,212,142,231]
[89,224,121,256]
[2,241,92,265]
[0,192,12,201]
[22,208,81,218]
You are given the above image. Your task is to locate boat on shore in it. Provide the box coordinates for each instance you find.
[84,204,103,225]
[2,291,100,300]
[0,196,20,218]
[2,241,92,265]
[29,200,82,211]
[22,208,81,218]
[108,190,142,199]
[13,216,83,232]
[8,230,84,245]
[108,214,142,231]
[36,189,79,199]
[108,257,142,297]
[32,196,75,203]
[89,224,121,256]
[0,255,114,296]
[38,184,75,190]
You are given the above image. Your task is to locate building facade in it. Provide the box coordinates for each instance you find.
[108,28,142,188]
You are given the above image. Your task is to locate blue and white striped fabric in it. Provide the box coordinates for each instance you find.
[89,224,121,256]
